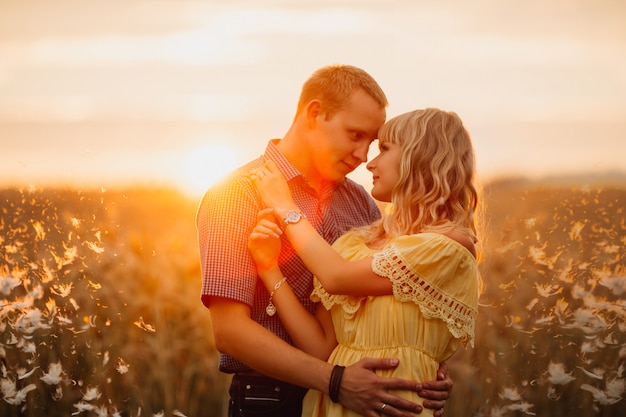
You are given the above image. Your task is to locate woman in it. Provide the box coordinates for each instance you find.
[248,108,480,417]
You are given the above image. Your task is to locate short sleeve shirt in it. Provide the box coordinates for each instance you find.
[196,140,381,373]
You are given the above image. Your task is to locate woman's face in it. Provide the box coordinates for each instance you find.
[366,140,402,202]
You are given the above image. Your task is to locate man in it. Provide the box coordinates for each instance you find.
[197,64,453,417]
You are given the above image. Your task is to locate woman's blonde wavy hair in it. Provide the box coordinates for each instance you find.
[355,108,480,244]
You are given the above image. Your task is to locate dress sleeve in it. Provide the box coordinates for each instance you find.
[309,231,373,319]
[372,233,478,347]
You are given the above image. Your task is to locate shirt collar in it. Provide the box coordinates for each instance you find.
[263,139,304,183]
[263,139,341,196]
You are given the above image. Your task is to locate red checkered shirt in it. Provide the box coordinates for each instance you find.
[196,140,381,373]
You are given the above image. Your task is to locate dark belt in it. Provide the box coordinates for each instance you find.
[229,373,307,417]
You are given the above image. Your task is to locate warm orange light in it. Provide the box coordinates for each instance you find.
[181,143,238,197]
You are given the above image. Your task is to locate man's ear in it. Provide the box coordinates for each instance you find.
[304,99,322,128]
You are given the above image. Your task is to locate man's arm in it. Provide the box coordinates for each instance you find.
[207,296,424,416]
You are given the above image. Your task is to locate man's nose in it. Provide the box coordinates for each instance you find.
[354,142,370,163]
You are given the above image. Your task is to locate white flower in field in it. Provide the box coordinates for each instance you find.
[6,332,18,345]
[21,341,36,354]
[4,244,18,254]
[32,220,46,240]
[526,298,538,311]
[94,405,108,417]
[570,284,589,300]
[15,308,51,334]
[17,366,39,380]
[568,221,585,241]
[597,274,626,296]
[0,275,22,295]
[554,298,570,322]
[603,244,620,254]
[41,263,56,283]
[6,295,35,310]
[153,412,165,417]
[496,241,521,254]
[57,314,73,325]
[116,357,130,374]
[488,406,508,417]
[546,385,560,400]
[547,362,576,385]
[605,376,625,399]
[30,284,44,300]
[63,245,78,265]
[557,259,575,283]
[562,308,608,334]
[3,383,37,405]
[52,385,63,400]
[534,315,555,325]
[1,377,17,399]
[51,283,73,297]
[528,245,548,266]
[580,383,622,405]
[88,280,102,290]
[524,218,536,227]
[173,410,188,417]
[133,316,156,333]
[41,362,64,385]
[72,401,96,414]
[69,297,80,311]
[82,386,101,401]
[507,401,536,415]
[1,376,36,405]
[581,340,599,354]
[499,386,522,401]
[576,366,604,379]
[45,297,57,314]
[85,240,104,254]
[529,244,561,269]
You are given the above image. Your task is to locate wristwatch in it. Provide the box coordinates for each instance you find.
[283,210,306,226]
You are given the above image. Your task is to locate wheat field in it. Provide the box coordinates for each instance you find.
[1,180,624,416]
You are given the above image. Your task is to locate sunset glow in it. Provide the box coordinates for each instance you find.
[181,143,239,197]
[1,1,625,190]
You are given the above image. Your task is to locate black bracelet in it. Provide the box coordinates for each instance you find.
[328,365,345,403]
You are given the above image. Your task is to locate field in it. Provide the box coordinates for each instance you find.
[1,180,624,416]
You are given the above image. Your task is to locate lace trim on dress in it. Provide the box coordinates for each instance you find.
[372,245,476,347]
[310,280,373,320]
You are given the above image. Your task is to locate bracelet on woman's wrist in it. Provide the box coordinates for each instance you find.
[329,364,345,403]
[265,277,287,316]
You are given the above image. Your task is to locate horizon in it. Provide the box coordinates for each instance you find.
[2,1,625,197]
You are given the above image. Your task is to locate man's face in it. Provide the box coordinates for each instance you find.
[309,89,386,184]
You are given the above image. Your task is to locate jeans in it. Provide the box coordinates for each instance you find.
[228,373,308,417]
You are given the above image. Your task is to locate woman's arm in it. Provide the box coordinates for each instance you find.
[249,214,337,359]
[251,163,392,296]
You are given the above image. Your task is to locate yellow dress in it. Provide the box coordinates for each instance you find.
[302,232,478,417]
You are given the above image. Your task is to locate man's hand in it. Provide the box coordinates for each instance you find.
[338,358,422,417]
[417,362,453,417]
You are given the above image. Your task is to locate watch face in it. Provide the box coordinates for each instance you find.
[285,211,301,224]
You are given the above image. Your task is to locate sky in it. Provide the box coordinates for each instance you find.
[1,0,625,197]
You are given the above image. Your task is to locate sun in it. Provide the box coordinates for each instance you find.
[182,143,239,196]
